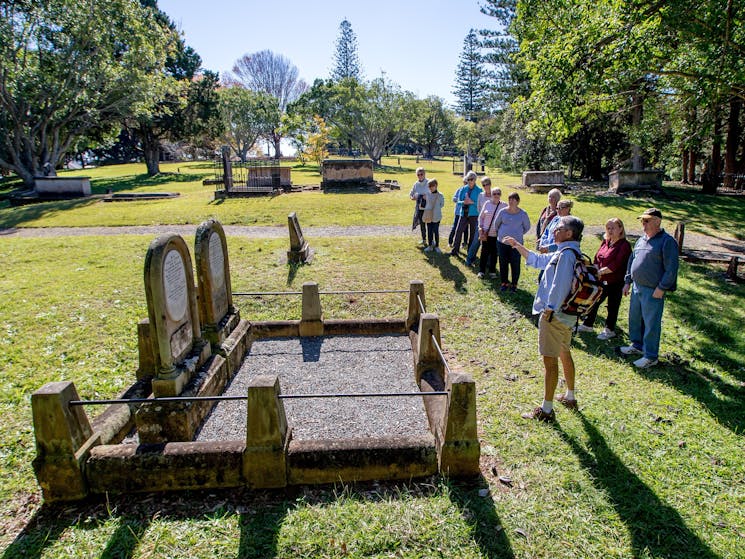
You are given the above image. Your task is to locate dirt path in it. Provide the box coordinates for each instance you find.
[1,224,743,256]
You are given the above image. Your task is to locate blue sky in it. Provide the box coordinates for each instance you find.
[157,0,498,106]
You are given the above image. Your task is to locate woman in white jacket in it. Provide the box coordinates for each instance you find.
[423,179,445,253]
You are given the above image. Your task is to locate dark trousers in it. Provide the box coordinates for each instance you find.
[448,215,460,245]
[498,241,521,285]
[426,221,440,247]
[418,213,426,242]
[479,236,499,274]
[452,215,477,253]
[583,280,624,330]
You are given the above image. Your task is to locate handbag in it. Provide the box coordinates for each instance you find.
[422,209,434,223]
[479,204,500,241]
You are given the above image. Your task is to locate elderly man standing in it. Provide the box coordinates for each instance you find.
[505,215,585,422]
[620,208,679,369]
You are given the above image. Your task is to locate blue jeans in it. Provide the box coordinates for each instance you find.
[465,235,481,264]
[628,283,665,360]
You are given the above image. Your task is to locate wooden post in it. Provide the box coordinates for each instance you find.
[674,222,685,254]
[726,256,740,280]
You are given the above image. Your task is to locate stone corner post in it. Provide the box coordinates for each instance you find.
[416,312,442,384]
[406,280,425,331]
[31,381,101,501]
[299,281,323,336]
[243,375,289,488]
[439,371,480,477]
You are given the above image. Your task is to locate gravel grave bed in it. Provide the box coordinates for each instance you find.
[196,334,431,442]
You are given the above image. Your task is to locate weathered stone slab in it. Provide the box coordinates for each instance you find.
[34,176,91,197]
[522,170,564,189]
[609,170,663,192]
[287,212,314,263]
[321,158,375,190]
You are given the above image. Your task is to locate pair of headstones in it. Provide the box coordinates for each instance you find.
[139,220,236,397]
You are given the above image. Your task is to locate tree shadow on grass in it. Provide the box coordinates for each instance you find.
[0,197,98,229]
[92,172,203,195]
[446,477,516,559]
[553,415,719,559]
[2,489,288,559]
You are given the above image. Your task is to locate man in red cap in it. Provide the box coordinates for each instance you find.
[620,208,679,368]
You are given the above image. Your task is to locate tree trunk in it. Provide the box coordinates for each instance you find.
[682,149,689,183]
[688,149,697,184]
[723,96,740,189]
[143,134,161,176]
[702,113,722,194]
[631,91,644,171]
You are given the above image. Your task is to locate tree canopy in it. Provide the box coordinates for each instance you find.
[331,19,363,82]
[0,0,168,186]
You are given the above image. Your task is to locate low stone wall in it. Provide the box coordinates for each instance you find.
[609,170,663,192]
[521,170,564,189]
[34,176,91,197]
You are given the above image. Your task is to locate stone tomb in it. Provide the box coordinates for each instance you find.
[30,226,481,500]
[522,170,565,193]
[321,158,375,191]
[609,169,663,193]
[287,211,313,264]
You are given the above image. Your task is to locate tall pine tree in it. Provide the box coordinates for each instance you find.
[452,30,488,122]
[331,19,362,81]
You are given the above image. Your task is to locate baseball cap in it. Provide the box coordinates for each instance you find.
[639,208,662,219]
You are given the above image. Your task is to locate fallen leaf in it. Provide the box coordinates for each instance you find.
[478,488,490,497]
[515,528,528,539]
[498,476,513,487]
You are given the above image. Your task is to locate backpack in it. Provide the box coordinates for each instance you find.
[557,248,605,319]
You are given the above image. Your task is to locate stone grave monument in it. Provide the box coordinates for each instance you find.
[287,212,313,264]
[194,219,251,372]
[135,234,227,443]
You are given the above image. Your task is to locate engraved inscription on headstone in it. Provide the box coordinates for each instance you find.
[209,231,225,289]
[163,249,188,323]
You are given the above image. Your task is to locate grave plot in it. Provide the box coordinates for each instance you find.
[31,219,480,502]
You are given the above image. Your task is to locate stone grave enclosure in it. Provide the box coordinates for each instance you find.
[31,220,480,501]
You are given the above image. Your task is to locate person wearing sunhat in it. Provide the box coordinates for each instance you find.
[619,208,679,368]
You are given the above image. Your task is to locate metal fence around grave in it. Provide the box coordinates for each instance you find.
[211,158,291,194]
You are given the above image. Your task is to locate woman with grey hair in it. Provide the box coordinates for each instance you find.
[449,170,482,257]
[536,188,562,249]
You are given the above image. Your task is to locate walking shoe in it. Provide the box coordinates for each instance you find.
[423,245,433,252]
[500,283,509,292]
[510,284,517,292]
[434,247,442,254]
[521,407,555,422]
[450,250,458,257]
[465,259,473,266]
[597,328,616,340]
[477,272,485,279]
[575,324,594,333]
[556,394,578,410]
[620,345,643,355]
[633,356,659,369]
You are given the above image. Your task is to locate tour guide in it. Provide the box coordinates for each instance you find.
[619,208,679,369]
[504,215,585,422]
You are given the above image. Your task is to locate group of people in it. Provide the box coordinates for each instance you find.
[411,169,680,422]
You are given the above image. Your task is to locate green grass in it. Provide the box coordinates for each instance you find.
[2,157,743,240]
[1,164,744,558]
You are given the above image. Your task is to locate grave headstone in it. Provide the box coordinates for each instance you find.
[195,220,240,346]
[143,234,210,397]
[287,212,313,263]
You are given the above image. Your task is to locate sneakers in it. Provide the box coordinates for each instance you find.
[575,324,594,333]
[434,247,442,254]
[510,284,517,292]
[555,394,578,410]
[597,328,616,340]
[633,356,659,369]
[500,283,509,292]
[521,407,555,422]
[620,345,643,355]
[423,245,433,252]
[477,272,485,279]
[465,259,473,266]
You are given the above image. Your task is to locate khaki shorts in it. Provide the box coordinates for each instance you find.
[538,312,573,357]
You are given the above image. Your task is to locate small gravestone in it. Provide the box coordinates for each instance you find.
[195,220,241,348]
[287,212,313,264]
[142,234,210,397]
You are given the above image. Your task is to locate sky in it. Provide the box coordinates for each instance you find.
[157,0,498,107]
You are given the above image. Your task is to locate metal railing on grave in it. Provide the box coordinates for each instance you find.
[211,157,292,194]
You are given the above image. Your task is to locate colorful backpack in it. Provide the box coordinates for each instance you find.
[558,248,605,319]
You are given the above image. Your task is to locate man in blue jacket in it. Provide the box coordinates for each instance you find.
[620,208,679,369]
[505,215,585,422]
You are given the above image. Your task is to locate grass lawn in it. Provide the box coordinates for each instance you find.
[2,156,744,241]
[0,163,744,558]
